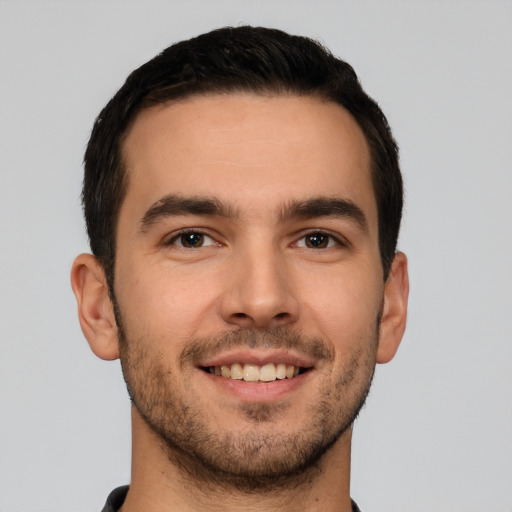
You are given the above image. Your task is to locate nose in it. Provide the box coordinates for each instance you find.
[219,245,300,329]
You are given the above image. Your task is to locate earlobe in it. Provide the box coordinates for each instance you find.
[376,251,409,364]
[70,254,120,361]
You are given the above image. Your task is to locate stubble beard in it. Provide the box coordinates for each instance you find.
[115,306,379,493]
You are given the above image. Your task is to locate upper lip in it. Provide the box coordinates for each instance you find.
[198,349,316,369]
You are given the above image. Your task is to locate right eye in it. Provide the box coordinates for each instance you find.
[295,231,343,249]
[167,231,216,248]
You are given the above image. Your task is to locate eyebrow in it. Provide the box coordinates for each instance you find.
[139,194,368,232]
[139,195,239,231]
[280,197,368,231]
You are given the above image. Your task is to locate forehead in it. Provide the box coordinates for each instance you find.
[120,93,375,225]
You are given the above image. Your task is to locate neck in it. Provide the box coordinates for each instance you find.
[120,407,354,512]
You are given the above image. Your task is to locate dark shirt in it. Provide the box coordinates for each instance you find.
[102,485,362,511]
[102,486,128,512]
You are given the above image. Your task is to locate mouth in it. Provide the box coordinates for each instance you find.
[201,363,311,382]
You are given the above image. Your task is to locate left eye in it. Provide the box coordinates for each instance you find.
[297,232,337,249]
[170,232,216,248]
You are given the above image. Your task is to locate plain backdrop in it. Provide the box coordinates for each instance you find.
[1,1,511,511]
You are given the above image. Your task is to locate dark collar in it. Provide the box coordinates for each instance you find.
[101,485,362,512]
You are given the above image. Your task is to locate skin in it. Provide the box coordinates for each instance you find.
[71,94,409,512]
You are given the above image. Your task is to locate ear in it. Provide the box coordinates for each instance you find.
[70,253,120,360]
[376,251,409,364]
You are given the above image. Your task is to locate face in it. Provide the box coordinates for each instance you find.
[114,94,386,487]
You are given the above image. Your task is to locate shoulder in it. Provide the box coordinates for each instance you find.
[101,486,129,512]
[352,499,362,512]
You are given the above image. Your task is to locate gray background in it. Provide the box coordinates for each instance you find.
[1,1,511,511]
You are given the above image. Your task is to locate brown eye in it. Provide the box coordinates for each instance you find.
[170,232,215,248]
[304,233,330,249]
[181,232,204,247]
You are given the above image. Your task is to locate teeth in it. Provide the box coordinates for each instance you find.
[276,363,287,380]
[230,363,243,380]
[208,363,303,382]
[243,364,260,382]
[259,363,276,382]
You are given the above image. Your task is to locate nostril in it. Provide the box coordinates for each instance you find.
[226,310,294,328]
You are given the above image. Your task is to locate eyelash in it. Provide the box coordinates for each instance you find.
[162,229,347,249]
[294,231,346,249]
[164,229,217,248]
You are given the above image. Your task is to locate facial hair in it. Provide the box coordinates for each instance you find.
[115,306,380,493]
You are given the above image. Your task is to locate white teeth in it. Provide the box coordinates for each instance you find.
[230,363,243,380]
[243,364,260,382]
[259,363,276,382]
[276,363,287,380]
[208,363,304,382]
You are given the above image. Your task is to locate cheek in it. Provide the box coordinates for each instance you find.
[115,259,221,344]
[297,265,383,346]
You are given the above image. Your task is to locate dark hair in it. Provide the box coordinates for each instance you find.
[83,26,402,291]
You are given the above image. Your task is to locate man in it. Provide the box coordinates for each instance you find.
[71,26,409,512]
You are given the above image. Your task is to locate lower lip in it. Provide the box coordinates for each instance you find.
[201,370,310,402]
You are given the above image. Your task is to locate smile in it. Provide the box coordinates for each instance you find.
[203,363,309,382]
